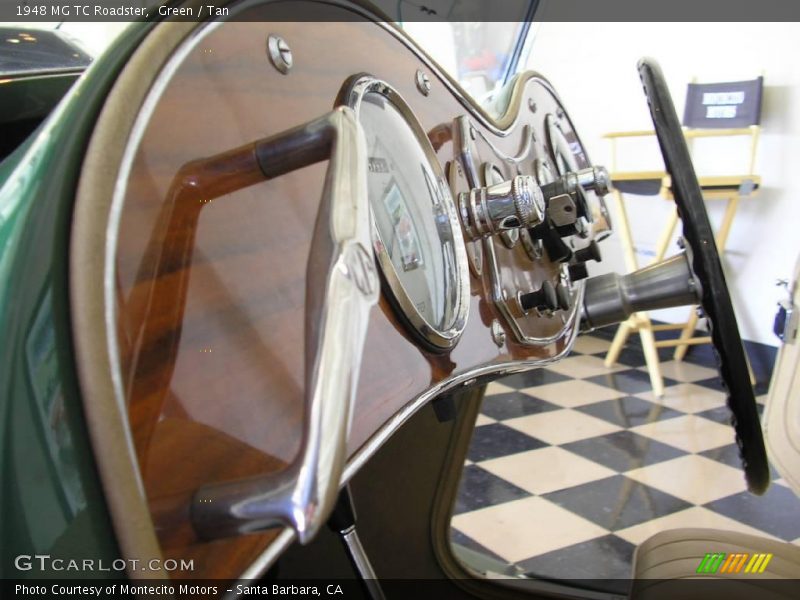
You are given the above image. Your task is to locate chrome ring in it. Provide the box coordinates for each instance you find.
[343,75,471,350]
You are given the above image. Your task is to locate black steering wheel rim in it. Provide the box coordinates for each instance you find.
[637,58,770,494]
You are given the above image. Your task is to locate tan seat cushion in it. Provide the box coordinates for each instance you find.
[631,528,800,600]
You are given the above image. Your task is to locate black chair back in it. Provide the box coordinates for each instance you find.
[682,77,764,129]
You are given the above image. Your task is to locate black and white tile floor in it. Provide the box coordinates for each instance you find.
[450,333,800,586]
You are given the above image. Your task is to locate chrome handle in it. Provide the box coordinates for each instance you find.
[191,107,378,543]
[458,175,546,240]
[576,166,611,196]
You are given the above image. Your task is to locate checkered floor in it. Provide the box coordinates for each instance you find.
[450,333,800,589]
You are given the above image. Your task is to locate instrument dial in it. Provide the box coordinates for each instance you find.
[345,77,470,350]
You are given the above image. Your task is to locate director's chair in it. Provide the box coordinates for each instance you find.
[603,76,763,396]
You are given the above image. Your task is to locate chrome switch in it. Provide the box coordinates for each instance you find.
[459,175,546,240]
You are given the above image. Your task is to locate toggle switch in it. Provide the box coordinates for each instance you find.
[519,281,558,313]
[568,262,589,281]
[539,227,573,263]
[574,240,602,263]
[529,167,610,243]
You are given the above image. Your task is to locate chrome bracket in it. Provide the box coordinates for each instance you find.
[455,116,581,346]
[191,108,378,544]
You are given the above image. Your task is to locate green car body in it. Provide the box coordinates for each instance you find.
[0,22,155,578]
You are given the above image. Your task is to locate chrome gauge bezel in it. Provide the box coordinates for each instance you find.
[343,75,470,350]
[533,157,555,186]
[546,114,576,175]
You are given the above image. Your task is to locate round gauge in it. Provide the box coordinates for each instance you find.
[545,114,585,176]
[546,115,591,223]
[533,158,555,187]
[344,77,470,350]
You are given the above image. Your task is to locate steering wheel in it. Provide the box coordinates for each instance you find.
[637,58,770,494]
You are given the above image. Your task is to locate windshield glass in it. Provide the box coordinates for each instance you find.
[402,22,528,108]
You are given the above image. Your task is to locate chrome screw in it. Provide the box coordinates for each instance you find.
[491,320,506,347]
[267,34,292,74]
[415,69,431,96]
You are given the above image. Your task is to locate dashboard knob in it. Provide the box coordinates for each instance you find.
[459,175,546,240]
[574,240,602,263]
[568,262,590,281]
[536,226,572,263]
[519,281,558,313]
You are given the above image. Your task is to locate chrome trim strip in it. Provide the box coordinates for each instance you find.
[369,20,554,137]
[472,123,534,165]
[282,2,559,137]
[104,0,378,565]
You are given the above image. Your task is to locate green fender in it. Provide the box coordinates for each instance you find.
[0,22,156,578]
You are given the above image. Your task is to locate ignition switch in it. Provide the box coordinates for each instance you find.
[458,175,546,240]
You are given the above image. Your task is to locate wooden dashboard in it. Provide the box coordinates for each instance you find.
[71,1,604,583]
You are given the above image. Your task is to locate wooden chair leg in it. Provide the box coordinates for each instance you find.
[747,356,756,387]
[604,189,640,369]
[639,317,665,398]
[715,195,740,251]
[606,319,633,367]
[674,310,700,361]
[612,189,640,273]
[653,206,679,264]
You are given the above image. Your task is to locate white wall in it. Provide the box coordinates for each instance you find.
[527,23,800,346]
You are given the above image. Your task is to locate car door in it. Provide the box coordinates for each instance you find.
[764,256,800,493]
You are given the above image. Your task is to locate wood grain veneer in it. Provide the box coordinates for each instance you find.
[112,5,594,580]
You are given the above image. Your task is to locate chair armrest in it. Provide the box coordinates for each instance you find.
[684,127,758,139]
[603,129,657,139]
[696,174,762,187]
[606,127,756,140]
[610,170,667,181]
